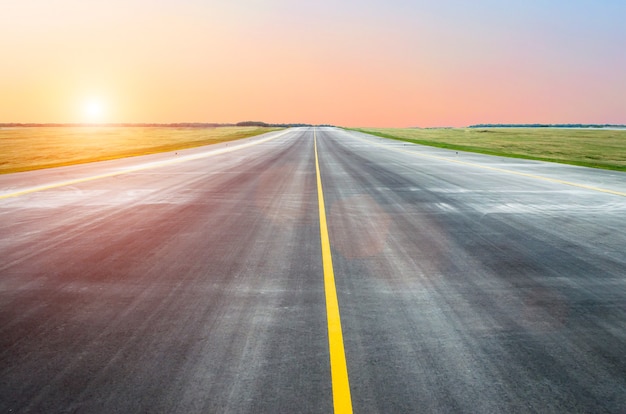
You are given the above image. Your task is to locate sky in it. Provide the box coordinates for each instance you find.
[1,0,625,127]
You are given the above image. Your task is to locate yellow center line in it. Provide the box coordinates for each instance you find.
[314,128,353,414]
[0,130,291,200]
[351,132,626,197]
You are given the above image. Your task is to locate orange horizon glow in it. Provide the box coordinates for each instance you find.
[1,1,625,128]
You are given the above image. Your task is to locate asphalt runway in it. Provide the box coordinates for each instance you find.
[1,127,625,413]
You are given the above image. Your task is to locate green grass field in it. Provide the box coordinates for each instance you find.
[0,126,281,174]
[350,127,626,172]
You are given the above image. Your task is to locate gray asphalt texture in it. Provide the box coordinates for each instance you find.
[1,127,625,413]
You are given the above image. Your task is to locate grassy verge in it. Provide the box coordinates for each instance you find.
[347,127,626,172]
[0,126,282,174]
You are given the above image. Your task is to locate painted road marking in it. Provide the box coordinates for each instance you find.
[314,129,353,414]
[0,129,292,200]
[350,131,626,198]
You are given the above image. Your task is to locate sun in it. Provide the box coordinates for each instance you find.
[83,98,106,123]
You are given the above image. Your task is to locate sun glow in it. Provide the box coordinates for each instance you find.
[83,98,106,123]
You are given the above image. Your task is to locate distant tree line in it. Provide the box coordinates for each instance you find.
[0,122,225,128]
[236,121,334,128]
[0,122,333,128]
[469,123,626,129]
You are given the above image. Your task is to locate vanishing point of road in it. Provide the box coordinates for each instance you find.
[1,127,625,413]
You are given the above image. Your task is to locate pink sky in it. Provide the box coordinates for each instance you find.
[2,0,625,127]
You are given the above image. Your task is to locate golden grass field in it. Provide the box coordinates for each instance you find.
[353,127,626,171]
[0,126,281,174]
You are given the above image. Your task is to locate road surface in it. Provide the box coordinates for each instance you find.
[1,127,625,413]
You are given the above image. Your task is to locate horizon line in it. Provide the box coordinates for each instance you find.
[2,122,626,129]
